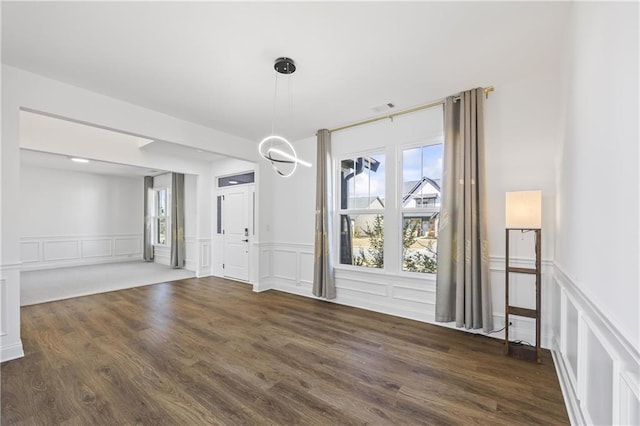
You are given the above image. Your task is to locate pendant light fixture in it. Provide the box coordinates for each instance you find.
[259,57,312,177]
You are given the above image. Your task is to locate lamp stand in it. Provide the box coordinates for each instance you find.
[504,228,541,363]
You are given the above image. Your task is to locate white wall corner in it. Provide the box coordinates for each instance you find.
[252,278,273,293]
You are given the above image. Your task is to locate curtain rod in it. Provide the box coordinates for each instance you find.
[326,86,494,134]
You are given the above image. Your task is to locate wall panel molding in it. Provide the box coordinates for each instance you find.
[198,239,211,277]
[185,236,197,272]
[0,278,6,337]
[153,245,170,267]
[20,234,142,270]
[114,237,141,256]
[553,263,639,426]
[43,240,79,261]
[81,238,112,258]
[260,242,541,345]
[20,241,40,263]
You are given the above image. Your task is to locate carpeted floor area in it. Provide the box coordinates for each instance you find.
[20,261,195,306]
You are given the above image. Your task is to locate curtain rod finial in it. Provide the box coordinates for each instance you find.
[484,86,494,99]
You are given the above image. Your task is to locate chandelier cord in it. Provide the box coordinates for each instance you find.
[288,73,293,135]
[259,57,311,177]
[271,72,279,136]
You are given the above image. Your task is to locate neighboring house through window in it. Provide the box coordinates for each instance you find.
[401,143,443,273]
[339,153,385,269]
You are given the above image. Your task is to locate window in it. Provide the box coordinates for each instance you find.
[401,144,443,273]
[333,106,443,276]
[216,195,223,234]
[338,153,385,269]
[154,188,169,245]
[218,172,255,188]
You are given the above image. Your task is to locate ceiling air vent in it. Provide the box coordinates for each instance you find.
[372,102,395,113]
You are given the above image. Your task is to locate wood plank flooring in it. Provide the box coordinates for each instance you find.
[1,277,569,425]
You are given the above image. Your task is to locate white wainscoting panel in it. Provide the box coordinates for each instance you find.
[253,244,272,292]
[619,371,640,425]
[198,238,211,277]
[272,249,298,282]
[114,237,141,256]
[584,324,614,425]
[20,235,142,271]
[553,265,639,426]
[392,285,434,304]
[564,293,580,388]
[20,241,39,263]
[0,277,6,337]
[259,248,271,280]
[154,245,170,267]
[299,251,314,285]
[212,236,223,277]
[81,239,112,258]
[43,240,79,261]
[185,236,197,272]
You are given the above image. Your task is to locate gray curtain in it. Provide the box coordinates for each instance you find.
[435,88,493,332]
[143,176,154,262]
[313,129,336,299]
[170,172,186,269]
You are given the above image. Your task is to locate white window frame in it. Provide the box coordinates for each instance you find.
[336,150,386,271]
[153,187,170,247]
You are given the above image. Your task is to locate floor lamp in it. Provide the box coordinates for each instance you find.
[505,190,542,363]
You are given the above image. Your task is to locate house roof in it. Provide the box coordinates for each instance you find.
[402,179,441,196]
[347,196,385,209]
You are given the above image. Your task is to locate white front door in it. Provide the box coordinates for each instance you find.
[222,186,250,281]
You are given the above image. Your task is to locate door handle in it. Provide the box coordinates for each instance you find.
[242,239,249,242]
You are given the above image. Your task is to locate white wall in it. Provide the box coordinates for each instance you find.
[553,3,639,425]
[556,1,639,352]
[2,66,255,361]
[19,165,143,270]
[20,166,142,237]
[184,173,198,272]
[259,57,565,346]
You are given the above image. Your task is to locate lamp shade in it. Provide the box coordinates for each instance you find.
[505,190,542,229]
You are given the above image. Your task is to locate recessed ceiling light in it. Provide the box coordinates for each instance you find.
[229,180,239,184]
[71,158,89,163]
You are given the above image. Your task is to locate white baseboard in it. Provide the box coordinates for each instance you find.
[0,341,24,363]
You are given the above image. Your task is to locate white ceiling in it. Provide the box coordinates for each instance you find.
[2,2,569,143]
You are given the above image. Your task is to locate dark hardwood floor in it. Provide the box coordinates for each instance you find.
[1,277,568,425]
